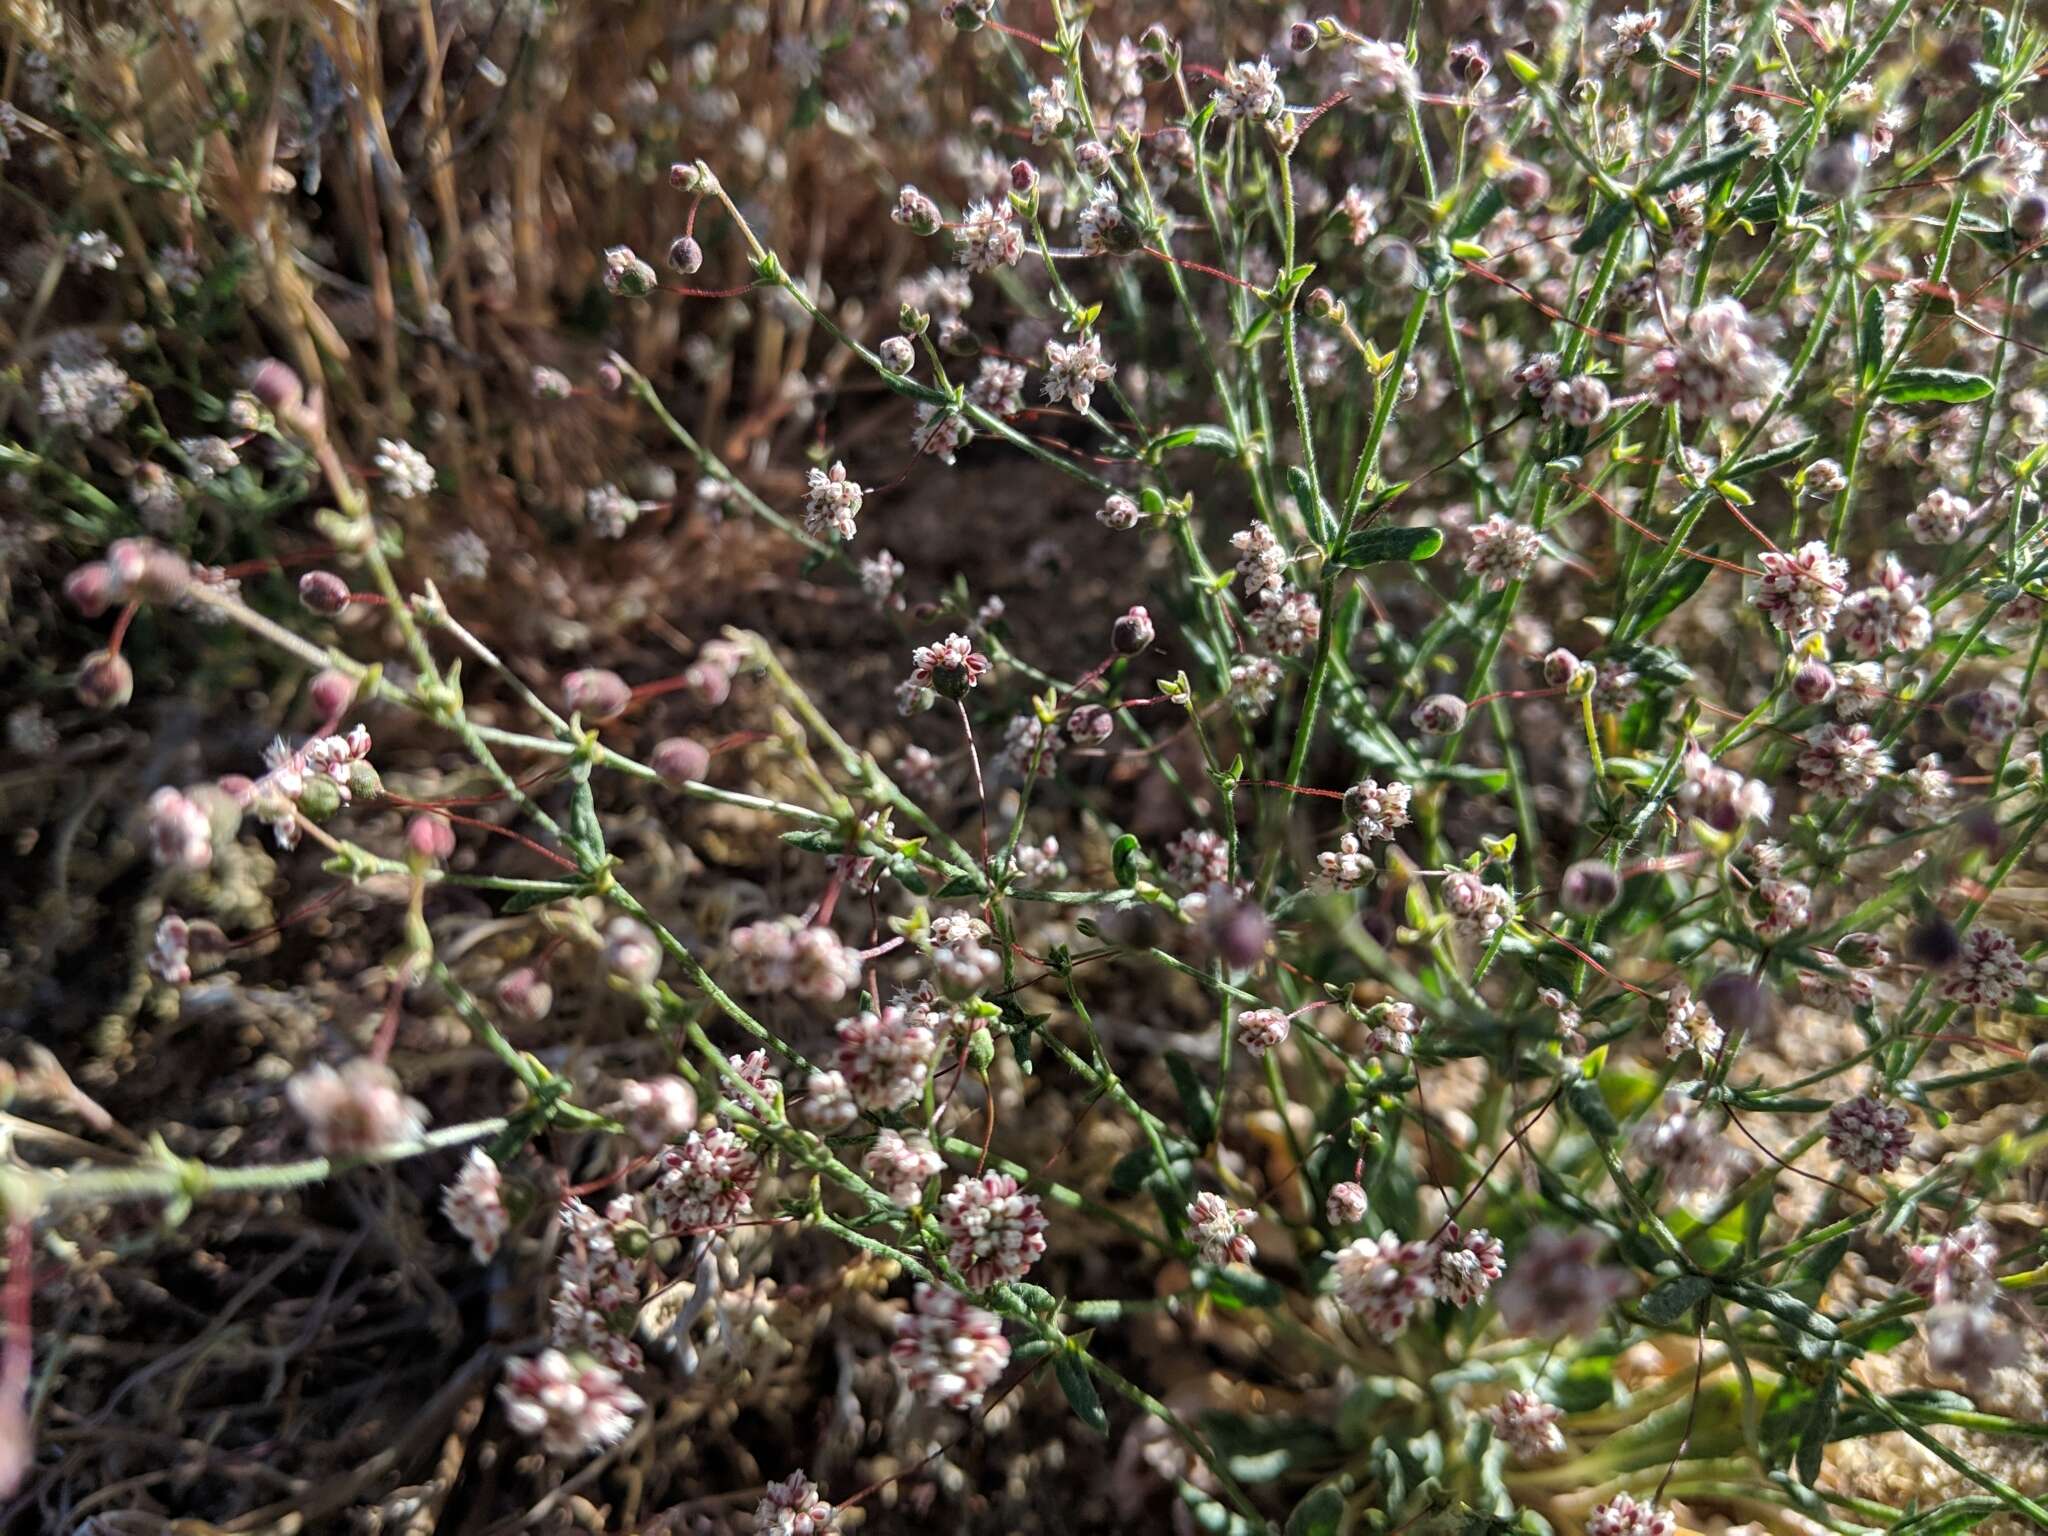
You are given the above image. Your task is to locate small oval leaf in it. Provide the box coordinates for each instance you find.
[1879,368,1994,405]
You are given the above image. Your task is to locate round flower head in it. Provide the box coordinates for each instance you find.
[908,633,990,699]
[1325,1181,1369,1226]
[954,200,1023,273]
[864,1129,944,1206]
[1187,1192,1257,1267]
[803,461,864,540]
[1751,540,1847,635]
[891,1284,1010,1409]
[1826,1094,1911,1175]
[1235,1007,1291,1057]
[287,1059,428,1157]
[1463,516,1541,590]
[1042,333,1115,416]
[1432,1224,1505,1307]
[498,1350,643,1458]
[1942,926,2026,1008]
[1485,1390,1565,1462]
[650,1126,759,1233]
[442,1147,509,1263]
[939,1172,1048,1288]
[1330,1232,1436,1340]
[1493,1228,1633,1337]
[1650,297,1786,419]
[754,1472,839,1535]
[1587,1492,1674,1536]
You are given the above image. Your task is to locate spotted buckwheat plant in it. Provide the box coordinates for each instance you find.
[19,3,2048,1530]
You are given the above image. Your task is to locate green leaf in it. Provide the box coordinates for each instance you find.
[1112,833,1143,887]
[569,779,605,860]
[1152,423,1243,456]
[1202,1265,1287,1307]
[1565,1077,1618,1138]
[498,885,578,914]
[1336,525,1441,567]
[1571,195,1635,254]
[1651,137,1757,193]
[1054,1352,1109,1435]
[1623,547,1714,641]
[1721,435,1817,482]
[1640,1274,1712,1323]
[935,873,983,897]
[1285,1485,1346,1536]
[1455,182,1506,240]
[1858,287,1884,388]
[1602,640,1694,687]
[1165,1051,1219,1146]
[1879,368,1994,405]
[1889,1497,2009,1536]
[1797,1370,1839,1486]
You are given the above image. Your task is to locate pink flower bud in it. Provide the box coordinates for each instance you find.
[76,650,134,710]
[407,814,456,862]
[1541,647,1580,688]
[1111,605,1154,655]
[1412,692,1467,736]
[64,562,116,617]
[651,736,710,786]
[666,235,703,275]
[1067,705,1113,744]
[1009,159,1038,193]
[496,966,554,1023]
[248,357,304,414]
[309,668,357,720]
[299,570,352,615]
[562,668,633,722]
[1791,659,1836,706]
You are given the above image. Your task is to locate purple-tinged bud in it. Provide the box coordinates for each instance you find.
[299,570,352,615]
[879,336,915,374]
[64,562,116,617]
[496,966,554,1023]
[1111,605,1155,655]
[1411,692,1467,737]
[308,668,357,721]
[248,358,304,415]
[666,236,703,275]
[1559,859,1621,916]
[1067,705,1113,744]
[597,359,624,393]
[76,650,134,710]
[1700,971,1775,1039]
[1501,160,1551,210]
[106,538,190,603]
[651,736,710,786]
[1326,1181,1369,1225]
[407,814,457,862]
[1791,659,1836,706]
[1306,286,1340,321]
[1834,932,1890,969]
[603,916,661,986]
[669,162,692,190]
[1289,20,1318,51]
[1541,647,1579,688]
[1009,159,1038,194]
[1075,140,1112,176]
[562,668,633,722]
[2013,192,2048,242]
[1203,890,1272,970]
[1959,805,2001,855]
[105,540,149,592]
